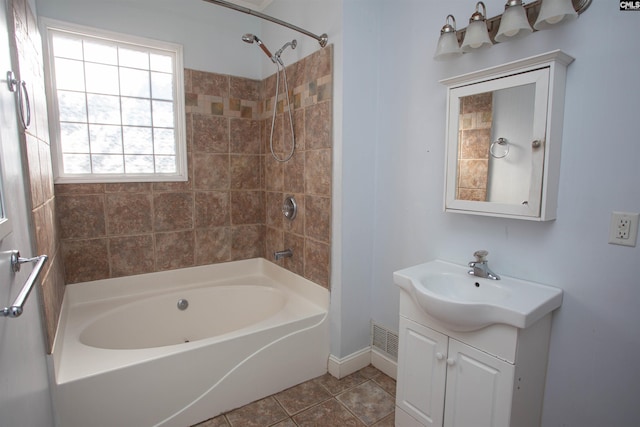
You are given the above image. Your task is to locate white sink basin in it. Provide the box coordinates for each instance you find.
[394,260,562,332]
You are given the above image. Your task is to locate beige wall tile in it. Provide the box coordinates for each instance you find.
[155,230,195,270]
[195,227,231,265]
[194,153,230,190]
[193,114,229,153]
[106,193,153,235]
[230,155,262,190]
[305,101,332,149]
[231,190,264,225]
[57,194,105,239]
[191,70,229,97]
[283,232,304,276]
[53,48,332,292]
[230,119,261,154]
[195,191,230,228]
[304,239,330,289]
[153,192,194,232]
[230,76,260,101]
[231,224,264,260]
[62,239,110,283]
[109,235,155,277]
[305,149,332,196]
[305,195,331,244]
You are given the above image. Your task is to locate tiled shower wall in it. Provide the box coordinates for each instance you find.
[10,0,66,353]
[56,46,333,289]
[264,47,333,288]
[457,92,492,201]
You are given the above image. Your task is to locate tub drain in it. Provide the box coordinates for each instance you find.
[177,299,189,310]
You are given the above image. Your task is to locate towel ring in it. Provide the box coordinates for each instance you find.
[490,137,509,159]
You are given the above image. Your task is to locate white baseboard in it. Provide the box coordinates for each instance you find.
[328,347,371,379]
[371,348,397,380]
[328,347,397,380]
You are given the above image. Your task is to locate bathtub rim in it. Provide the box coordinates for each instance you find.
[61,257,328,307]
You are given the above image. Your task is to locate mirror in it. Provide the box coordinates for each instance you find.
[441,50,574,221]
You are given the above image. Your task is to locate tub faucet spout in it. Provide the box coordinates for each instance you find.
[274,249,293,261]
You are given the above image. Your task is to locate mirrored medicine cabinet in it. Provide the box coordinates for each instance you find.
[441,50,574,221]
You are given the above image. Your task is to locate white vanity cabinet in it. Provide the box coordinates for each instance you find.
[395,290,553,427]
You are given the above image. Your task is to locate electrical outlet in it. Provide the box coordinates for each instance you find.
[609,212,639,247]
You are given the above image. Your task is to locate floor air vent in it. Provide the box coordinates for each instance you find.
[371,322,398,359]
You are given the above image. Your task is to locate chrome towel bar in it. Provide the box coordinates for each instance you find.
[2,251,48,318]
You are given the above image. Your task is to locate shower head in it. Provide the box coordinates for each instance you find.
[273,39,297,66]
[241,33,275,62]
[275,39,297,58]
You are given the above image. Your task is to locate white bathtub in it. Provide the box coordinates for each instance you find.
[51,258,329,427]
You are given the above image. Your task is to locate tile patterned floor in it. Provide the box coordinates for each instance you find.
[192,365,396,427]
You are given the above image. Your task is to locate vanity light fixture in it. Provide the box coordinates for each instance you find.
[436,0,591,60]
[434,15,462,61]
[461,2,492,52]
[495,0,533,42]
[533,0,578,29]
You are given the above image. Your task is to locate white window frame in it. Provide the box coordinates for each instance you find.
[41,18,187,184]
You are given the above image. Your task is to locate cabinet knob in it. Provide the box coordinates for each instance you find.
[446,358,456,366]
[436,352,444,360]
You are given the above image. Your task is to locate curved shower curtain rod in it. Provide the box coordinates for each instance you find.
[202,0,328,48]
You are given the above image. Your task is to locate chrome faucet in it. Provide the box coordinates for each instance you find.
[274,248,293,261]
[468,250,500,280]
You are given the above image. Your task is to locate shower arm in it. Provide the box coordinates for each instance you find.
[202,0,328,48]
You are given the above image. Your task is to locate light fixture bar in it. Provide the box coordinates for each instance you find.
[455,0,591,44]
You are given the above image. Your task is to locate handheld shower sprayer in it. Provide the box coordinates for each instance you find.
[242,33,275,63]
[241,33,298,163]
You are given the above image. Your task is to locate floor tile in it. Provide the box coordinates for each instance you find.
[371,372,397,397]
[189,366,397,427]
[372,413,395,427]
[337,381,395,426]
[274,378,332,415]
[192,415,229,427]
[225,396,288,427]
[271,419,297,427]
[357,365,383,379]
[316,371,369,395]
[292,398,365,426]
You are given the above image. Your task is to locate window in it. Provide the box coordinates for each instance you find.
[42,19,187,183]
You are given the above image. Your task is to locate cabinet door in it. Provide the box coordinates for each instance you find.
[396,317,448,426]
[443,339,515,427]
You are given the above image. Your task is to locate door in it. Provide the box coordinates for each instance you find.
[0,0,55,424]
[443,339,514,427]
[396,317,448,426]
